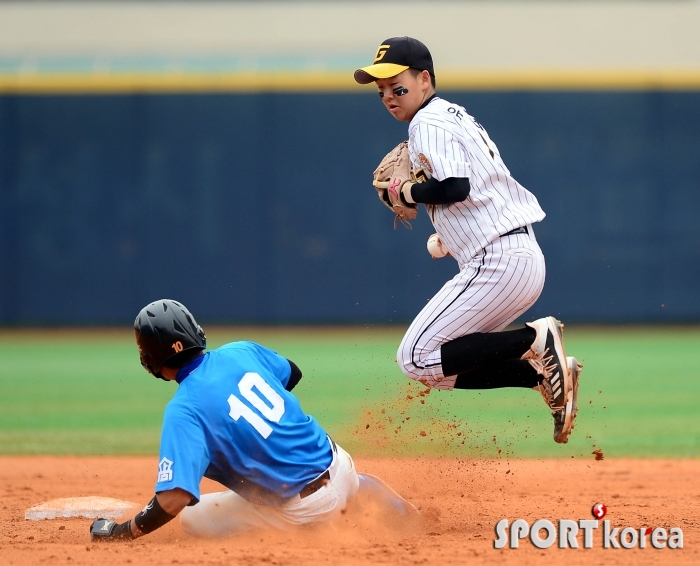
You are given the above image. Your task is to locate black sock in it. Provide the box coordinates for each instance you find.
[441,327,536,377]
[453,359,541,389]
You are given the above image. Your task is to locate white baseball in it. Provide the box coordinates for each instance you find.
[427,233,449,259]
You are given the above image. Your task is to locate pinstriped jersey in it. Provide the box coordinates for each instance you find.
[408,97,546,266]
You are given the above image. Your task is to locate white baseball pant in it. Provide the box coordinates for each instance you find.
[179,441,359,538]
[397,226,546,390]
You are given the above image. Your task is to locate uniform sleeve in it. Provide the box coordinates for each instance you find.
[155,400,210,502]
[411,122,471,181]
[246,342,293,388]
[409,176,470,204]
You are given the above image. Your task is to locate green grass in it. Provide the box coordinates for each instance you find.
[0,326,698,458]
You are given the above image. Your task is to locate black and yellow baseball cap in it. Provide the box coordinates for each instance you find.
[354,37,435,84]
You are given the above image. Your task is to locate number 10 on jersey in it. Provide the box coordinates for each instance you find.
[227,372,285,439]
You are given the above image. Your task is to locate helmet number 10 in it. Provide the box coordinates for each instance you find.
[227,372,285,439]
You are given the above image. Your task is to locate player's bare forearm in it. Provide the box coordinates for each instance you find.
[156,488,192,515]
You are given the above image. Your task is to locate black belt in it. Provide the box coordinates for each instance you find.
[299,437,336,499]
[299,470,330,498]
[501,225,528,237]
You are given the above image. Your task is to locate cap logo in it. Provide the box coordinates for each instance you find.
[374,44,391,63]
[171,341,184,353]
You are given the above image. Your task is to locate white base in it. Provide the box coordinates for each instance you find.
[25,496,139,521]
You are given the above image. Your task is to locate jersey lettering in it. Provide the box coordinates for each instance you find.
[470,117,486,131]
[447,107,464,120]
[227,372,285,439]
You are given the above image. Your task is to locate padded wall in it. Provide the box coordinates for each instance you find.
[1,91,698,324]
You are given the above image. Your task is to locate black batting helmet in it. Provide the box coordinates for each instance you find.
[134,299,206,378]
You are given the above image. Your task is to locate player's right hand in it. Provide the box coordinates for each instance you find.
[89,518,133,541]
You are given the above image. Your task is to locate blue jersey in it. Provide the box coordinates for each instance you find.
[154,341,332,506]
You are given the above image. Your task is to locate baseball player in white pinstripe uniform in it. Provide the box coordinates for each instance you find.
[355,37,582,443]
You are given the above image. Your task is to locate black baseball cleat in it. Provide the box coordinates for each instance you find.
[522,317,574,443]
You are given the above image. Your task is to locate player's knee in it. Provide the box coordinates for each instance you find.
[180,505,220,538]
[395,341,415,378]
[396,338,443,389]
[179,506,199,537]
[397,337,435,381]
[396,352,432,386]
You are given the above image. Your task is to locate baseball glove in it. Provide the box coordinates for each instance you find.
[373,141,418,229]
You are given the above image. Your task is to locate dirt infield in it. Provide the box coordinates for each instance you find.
[1,456,697,565]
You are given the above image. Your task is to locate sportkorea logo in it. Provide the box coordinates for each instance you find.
[158,457,173,482]
[494,503,684,550]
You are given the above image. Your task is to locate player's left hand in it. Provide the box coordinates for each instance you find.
[384,178,417,225]
[373,141,418,229]
[89,518,133,541]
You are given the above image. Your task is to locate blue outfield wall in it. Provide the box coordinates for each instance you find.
[0,91,699,325]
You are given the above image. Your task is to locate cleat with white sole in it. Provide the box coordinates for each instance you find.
[535,356,582,443]
[523,317,574,443]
